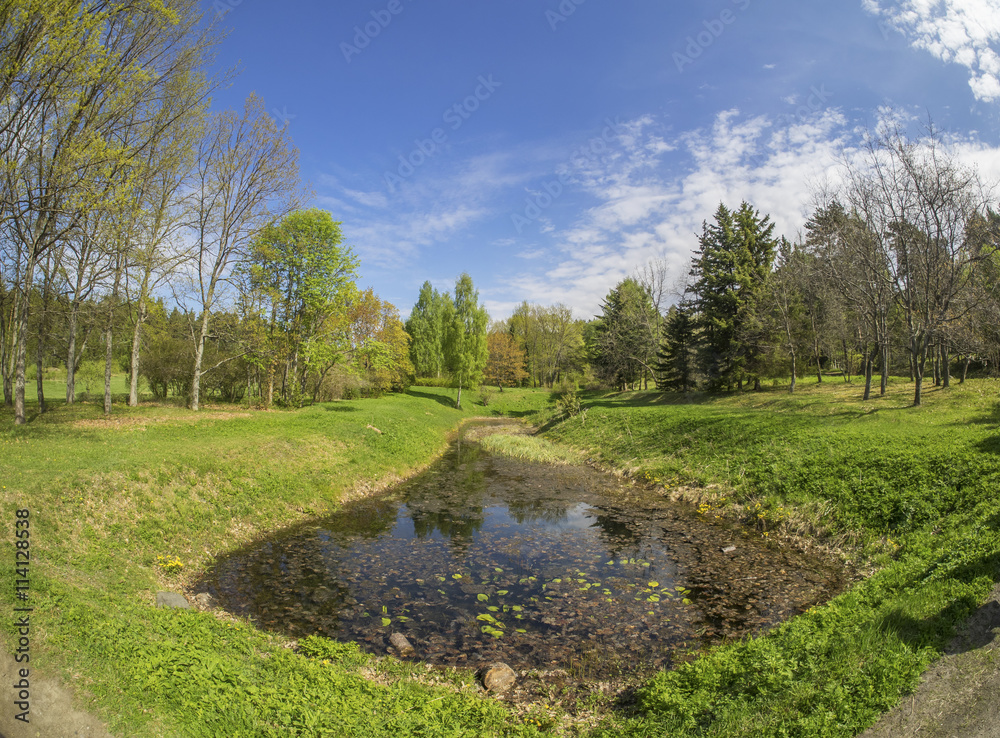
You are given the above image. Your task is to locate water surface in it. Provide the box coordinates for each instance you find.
[204,421,844,679]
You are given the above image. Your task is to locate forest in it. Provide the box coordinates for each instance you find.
[3,4,999,424]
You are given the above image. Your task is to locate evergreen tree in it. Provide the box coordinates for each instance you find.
[591,278,658,390]
[656,301,697,391]
[689,202,778,390]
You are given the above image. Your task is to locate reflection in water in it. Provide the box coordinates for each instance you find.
[204,421,844,679]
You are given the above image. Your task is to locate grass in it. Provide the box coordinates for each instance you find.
[478,432,583,465]
[537,375,1000,737]
[0,385,554,737]
[4,375,999,736]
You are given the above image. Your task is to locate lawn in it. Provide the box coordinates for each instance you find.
[2,376,998,737]
[540,376,1000,737]
[0,386,555,737]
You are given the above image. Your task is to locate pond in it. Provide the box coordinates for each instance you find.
[202,420,844,685]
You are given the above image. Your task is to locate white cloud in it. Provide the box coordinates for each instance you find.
[864,0,1000,102]
[506,108,854,317]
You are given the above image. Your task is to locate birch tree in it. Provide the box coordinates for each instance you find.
[187,94,299,411]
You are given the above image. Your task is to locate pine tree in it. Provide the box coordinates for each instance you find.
[689,202,778,390]
[656,302,697,391]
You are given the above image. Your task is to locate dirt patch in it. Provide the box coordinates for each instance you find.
[0,651,112,738]
[861,578,1000,738]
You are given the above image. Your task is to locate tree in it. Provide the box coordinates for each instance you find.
[806,199,894,399]
[656,300,697,391]
[842,124,997,406]
[187,94,299,411]
[247,208,358,405]
[442,273,488,409]
[591,278,658,390]
[405,281,449,378]
[689,202,778,390]
[484,331,527,390]
[764,239,810,392]
[346,290,414,395]
[1,0,212,423]
[507,301,587,387]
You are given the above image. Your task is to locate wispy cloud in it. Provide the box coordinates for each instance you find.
[863,0,1000,102]
[503,108,854,317]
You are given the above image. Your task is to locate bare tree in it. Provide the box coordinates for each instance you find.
[186,94,299,411]
[843,123,997,405]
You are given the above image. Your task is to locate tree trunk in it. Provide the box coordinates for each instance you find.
[961,356,970,383]
[880,341,888,396]
[35,331,45,414]
[33,253,54,413]
[862,345,875,401]
[812,315,822,383]
[66,301,80,404]
[941,341,950,389]
[190,310,211,411]
[128,300,147,406]
[14,249,39,425]
[912,337,926,407]
[455,378,463,409]
[789,350,797,394]
[103,325,113,415]
[842,340,850,382]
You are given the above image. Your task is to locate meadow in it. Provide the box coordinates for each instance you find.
[0,385,555,737]
[545,377,1000,736]
[1,376,998,736]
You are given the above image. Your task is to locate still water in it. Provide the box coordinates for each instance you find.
[204,421,843,679]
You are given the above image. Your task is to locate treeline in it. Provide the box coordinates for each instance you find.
[435,125,1000,409]
[0,1,414,422]
[592,127,1000,406]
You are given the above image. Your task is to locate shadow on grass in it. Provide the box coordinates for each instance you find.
[879,544,1000,657]
[406,388,458,410]
[321,404,360,412]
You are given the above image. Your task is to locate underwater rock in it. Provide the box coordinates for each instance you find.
[389,632,416,657]
[722,546,737,553]
[480,662,516,693]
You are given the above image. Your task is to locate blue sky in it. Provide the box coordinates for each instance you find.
[204,0,1000,320]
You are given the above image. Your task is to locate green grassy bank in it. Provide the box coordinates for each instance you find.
[538,378,1000,737]
[0,387,553,737]
[3,378,999,737]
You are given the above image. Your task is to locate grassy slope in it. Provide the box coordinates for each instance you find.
[0,386,553,737]
[5,377,999,737]
[539,377,1000,737]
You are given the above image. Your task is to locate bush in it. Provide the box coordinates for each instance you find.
[550,378,582,419]
[140,338,192,399]
[478,385,496,406]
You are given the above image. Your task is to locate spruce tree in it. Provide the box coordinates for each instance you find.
[689,202,778,390]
